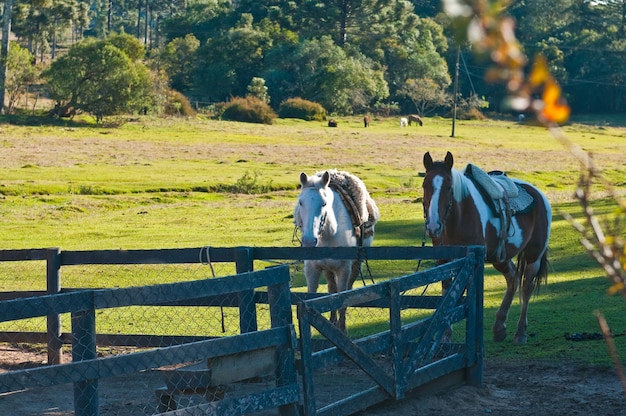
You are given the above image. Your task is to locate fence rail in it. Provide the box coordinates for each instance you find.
[0,245,484,416]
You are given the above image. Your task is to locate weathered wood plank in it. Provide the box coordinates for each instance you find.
[93,266,290,309]
[159,384,300,416]
[207,346,276,385]
[0,325,293,393]
[0,291,93,322]
[0,248,48,261]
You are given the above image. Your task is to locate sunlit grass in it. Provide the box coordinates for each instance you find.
[0,115,625,366]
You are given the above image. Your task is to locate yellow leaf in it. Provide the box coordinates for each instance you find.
[608,281,625,295]
[529,56,549,86]
[541,79,570,123]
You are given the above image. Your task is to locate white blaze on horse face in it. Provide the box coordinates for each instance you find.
[425,175,444,237]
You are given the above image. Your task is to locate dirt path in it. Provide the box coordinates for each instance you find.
[363,359,626,416]
[0,344,624,415]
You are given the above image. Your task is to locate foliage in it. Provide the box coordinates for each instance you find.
[213,170,275,194]
[220,96,277,124]
[193,14,273,101]
[105,33,146,61]
[5,42,37,114]
[277,98,326,121]
[41,38,154,122]
[399,77,451,116]
[163,90,197,117]
[247,77,270,104]
[265,36,389,114]
[156,34,200,93]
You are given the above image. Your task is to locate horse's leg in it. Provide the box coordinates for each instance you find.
[304,261,321,293]
[514,260,541,344]
[348,259,361,290]
[325,270,339,327]
[492,260,521,342]
[334,263,353,334]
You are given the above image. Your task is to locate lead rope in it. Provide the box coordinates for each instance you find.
[416,209,433,296]
[200,246,226,333]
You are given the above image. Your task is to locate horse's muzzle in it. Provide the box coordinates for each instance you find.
[301,237,318,248]
[425,220,443,238]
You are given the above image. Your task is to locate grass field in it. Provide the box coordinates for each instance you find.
[0,114,625,366]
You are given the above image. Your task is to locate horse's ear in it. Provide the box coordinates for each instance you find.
[300,172,308,186]
[423,152,433,170]
[321,171,331,187]
[444,152,454,170]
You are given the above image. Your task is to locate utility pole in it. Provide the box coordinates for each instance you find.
[0,0,14,115]
[450,46,460,138]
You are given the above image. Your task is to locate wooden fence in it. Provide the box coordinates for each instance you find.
[0,245,484,415]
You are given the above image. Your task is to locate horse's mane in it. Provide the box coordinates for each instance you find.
[451,168,471,202]
[324,170,380,225]
[294,170,380,227]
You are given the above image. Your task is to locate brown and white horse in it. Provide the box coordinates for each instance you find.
[421,151,551,344]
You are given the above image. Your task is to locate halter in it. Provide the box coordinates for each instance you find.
[293,187,329,246]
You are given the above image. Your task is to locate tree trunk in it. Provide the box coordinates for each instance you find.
[0,0,14,114]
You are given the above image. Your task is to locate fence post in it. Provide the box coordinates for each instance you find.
[235,247,257,333]
[388,282,404,399]
[267,266,299,416]
[46,247,63,365]
[465,246,484,387]
[72,294,98,416]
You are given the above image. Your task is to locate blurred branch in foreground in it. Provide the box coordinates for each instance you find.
[443,0,625,392]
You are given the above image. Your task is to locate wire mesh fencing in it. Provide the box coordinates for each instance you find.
[0,246,484,416]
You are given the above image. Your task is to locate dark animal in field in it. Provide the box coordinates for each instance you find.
[328,119,338,127]
[363,115,371,127]
[409,114,423,126]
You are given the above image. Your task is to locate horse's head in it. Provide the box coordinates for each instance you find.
[295,171,337,247]
[422,151,455,238]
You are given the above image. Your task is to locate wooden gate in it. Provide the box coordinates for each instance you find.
[296,246,484,415]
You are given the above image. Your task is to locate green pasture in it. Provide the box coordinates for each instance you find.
[0,114,625,367]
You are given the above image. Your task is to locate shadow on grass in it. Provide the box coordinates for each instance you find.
[0,113,97,128]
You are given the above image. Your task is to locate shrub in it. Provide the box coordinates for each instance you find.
[163,90,196,117]
[221,96,277,124]
[278,98,327,121]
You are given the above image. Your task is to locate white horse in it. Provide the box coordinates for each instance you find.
[400,117,408,127]
[294,170,379,333]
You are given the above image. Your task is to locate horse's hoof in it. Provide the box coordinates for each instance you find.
[493,328,507,342]
[513,335,527,345]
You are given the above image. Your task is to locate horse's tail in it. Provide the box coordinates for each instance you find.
[516,248,549,295]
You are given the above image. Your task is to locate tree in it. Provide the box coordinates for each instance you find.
[380,16,451,111]
[158,34,200,92]
[265,36,388,114]
[247,77,270,103]
[399,77,450,116]
[42,38,153,122]
[193,14,272,101]
[5,42,37,114]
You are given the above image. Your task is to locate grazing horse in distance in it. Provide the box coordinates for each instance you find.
[363,115,371,127]
[409,114,423,126]
[421,151,551,344]
[400,117,408,127]
[294,170,380,333]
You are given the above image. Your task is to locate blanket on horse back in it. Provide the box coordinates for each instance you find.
[325,170,380,244]
[464,163,535,262]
